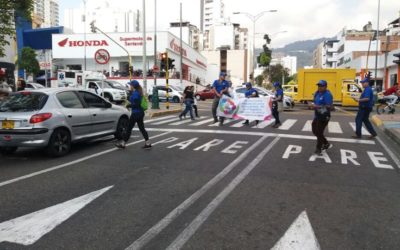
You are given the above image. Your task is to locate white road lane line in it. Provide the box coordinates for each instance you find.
[165,137,281,250]
[328,121,343,134]
[124,135,269,250]
[253,119,275,129]
[302,120,312,132]
[190,118,215,126]
[139,128,376,145]
[0,132,171,188]
[144,115,175,124]
[151,117,180,125]
[169,118,199,126]
[278,119,297,130]
[349,122,371,136]
[376,137,400,169]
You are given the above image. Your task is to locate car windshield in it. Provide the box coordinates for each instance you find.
[170,86,183,92]
[0,92,48,112]
[105,81,126,89]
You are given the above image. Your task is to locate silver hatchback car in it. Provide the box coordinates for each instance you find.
[0,88,130,156]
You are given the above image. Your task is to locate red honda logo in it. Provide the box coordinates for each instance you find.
[58,38,68,47]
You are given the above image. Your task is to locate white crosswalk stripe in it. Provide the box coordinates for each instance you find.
[278,119,297,130]
[302,120,312,132]
[151,117,180,125]
[230,120,246,128]
[328,121,343,134]
[170,119,198,126]
[253,119,275,129]
[208,119,235,127]
[144,115,175,124]
[349,122,371,136]
[190,118,214,126]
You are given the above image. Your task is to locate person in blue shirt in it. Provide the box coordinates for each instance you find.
[115,80,151,149]
[310,80,334,155]
[352,77,377,139]
[243,82,259,125]
[271,82,284,128]
[212,72,229,126]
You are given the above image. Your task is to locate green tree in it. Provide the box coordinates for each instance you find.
[18,47,39,76]
[259,52,271,67]
[0,0,34,57]
[255,75,264,86]
[263,64,290,84]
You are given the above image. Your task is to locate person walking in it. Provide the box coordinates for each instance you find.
[212,72,229,126]
[352,76,377,139]
[115,80,152,149]
[271,81,284,128]
[310,80,334,155]
[191,86,200,118]
[179,86,195,120]
[243,82,259,125]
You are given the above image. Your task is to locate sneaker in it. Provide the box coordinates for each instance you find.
[179,115,182,120]
[218,122,224,127]
[142,144,152,149]
[191,118,195,121]
[243,121,249,125]
[115,141,126,149]
[255,120,259,125]
[272,123,281,128]
[368,134,377,139]
[352,135,361,139]
[322,143,333,150]
[314,148,322,155]
[213,119,218,123]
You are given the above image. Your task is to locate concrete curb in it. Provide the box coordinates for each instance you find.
[148,108,182,118]
[371,115,384,127]
[384,128,400,146]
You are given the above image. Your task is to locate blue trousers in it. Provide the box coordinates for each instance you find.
[355,107,377,137]
[180,99,194,119]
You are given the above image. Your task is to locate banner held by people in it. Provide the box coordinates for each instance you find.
[216,95,273,121]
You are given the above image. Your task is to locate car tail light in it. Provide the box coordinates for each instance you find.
[30,113,52,124]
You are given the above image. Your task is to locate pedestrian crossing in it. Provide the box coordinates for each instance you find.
[145,116,375,135]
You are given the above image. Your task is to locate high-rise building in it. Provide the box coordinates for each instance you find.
[169,22,201,51]
[34,0,59,27]
[203,0,224,32]
[63,0,141,34]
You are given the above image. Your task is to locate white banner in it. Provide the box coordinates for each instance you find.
[216,95,273,121]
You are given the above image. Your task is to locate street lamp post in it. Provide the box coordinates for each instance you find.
[374,0,381,90]
[233,10,277,83]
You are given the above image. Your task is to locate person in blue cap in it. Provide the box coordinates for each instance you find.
[310,80,334,155]
[212,72,230,126]
[243,82,259,125]
[352,74,377,139]
[271,81,283,128]
[115,80,152,149]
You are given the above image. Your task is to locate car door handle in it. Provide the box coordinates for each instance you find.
[92,114,97,116]
[67,115,72,118]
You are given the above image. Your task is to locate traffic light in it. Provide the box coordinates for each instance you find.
[90,21,96,33]
[168,58,175,69]
[160,52,167,71]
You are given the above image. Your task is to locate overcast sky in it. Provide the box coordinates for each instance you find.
[60,0,400,48]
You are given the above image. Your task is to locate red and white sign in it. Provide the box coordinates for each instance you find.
[152,65,160,72]
[94,49,110,65]
[39,62,51,70]
[58,38,109,47]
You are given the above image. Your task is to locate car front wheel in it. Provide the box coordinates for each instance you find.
[115,116,129,140]
[47,128,71,157]
[172,96,180,103]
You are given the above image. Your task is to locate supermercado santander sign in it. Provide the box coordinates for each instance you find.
[52,32,207,68]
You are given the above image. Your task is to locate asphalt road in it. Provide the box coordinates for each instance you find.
[1,100,400,250]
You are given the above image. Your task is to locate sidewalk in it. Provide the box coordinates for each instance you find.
[146,102,183,118]
[372,113,400,146]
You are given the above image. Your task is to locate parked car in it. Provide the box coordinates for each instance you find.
[195,88,215,101]
[0,88,130,156]
[87,80,127,104]
[148,85,183,103]
[25,82,45,90]
[233,86,294,110]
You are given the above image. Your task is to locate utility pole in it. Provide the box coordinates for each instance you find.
[374,0,381,90]
[180,3,183,88]
[83,0,87,71]
[142,0,147,94]
[152,0,159,109]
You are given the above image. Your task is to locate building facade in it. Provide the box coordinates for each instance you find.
[63,0,141,34]
[34,0,59,27]
[169,22,201,51]
[203,0,224,32]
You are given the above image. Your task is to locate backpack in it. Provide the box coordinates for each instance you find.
[140,95,148,111]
